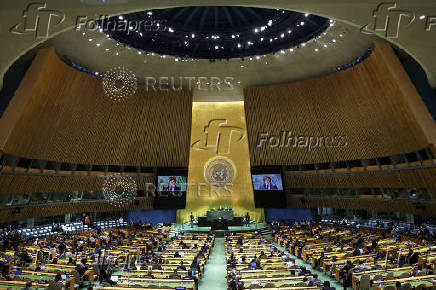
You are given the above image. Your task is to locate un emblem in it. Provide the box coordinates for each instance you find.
[204,157,236,187]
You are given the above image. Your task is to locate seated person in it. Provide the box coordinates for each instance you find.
[169,269,181,279]
[322,280,336,290]
[143,267,154,279]
[177,261,186,271]
[308,274,321,286]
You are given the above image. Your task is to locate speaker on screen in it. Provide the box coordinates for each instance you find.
[154,168,187,209]
[251,166,286,208]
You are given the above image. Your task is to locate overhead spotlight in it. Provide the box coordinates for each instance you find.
[305,13,309,17]
[314,48,319,52]
[254,28,258,33]
[332,39,336,42]
[232,34,235,38]
[324,44,328,48]
[260,37,264,41]
[419,15,426,20]
[256,56,260,59]
[96,43,100,47]
[280,33,284,38]
[301,21,305,25]
[240,65,244,68]
[88,38,93,42]
[237,43,242,48]
[147,11,152,15]
[137,51,142,55]
[118,16,123,20]
[302,43,306,46]
[267,20,273,26]
[280,50,285,54]
[191,34,195,38]
[115,52,119,56]
[168,28,174,32]
[214,45,219,49]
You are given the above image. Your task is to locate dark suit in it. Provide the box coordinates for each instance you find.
[162,185,181,191]
[259,183,278,190]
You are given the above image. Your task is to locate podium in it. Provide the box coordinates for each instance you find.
[206,209,233,222]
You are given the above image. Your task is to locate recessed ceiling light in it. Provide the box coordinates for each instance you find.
[419,15,426,20]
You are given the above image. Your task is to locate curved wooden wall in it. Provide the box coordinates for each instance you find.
[0,48,192,167]
[0,174,154,194]
[245,41,436,166]
[0,197,153,223]
[287,196,436,218]
[284,167,436,188]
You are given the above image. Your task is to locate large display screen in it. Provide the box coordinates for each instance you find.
[251,174,283,191]
[157,176,187,192]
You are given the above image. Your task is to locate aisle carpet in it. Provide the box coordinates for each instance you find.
[199,237,228,290]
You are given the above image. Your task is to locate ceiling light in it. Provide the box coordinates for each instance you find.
[147,11,152,15]
[88,38,93,42]
[314,48,319,52]
[118,16,123,20]
[302,43,306,46]
[301,21,305,26]
[419,15,426,20]
[305,13,309,17]
[280,33,284,38]
[323,44,328,48]
[137,51,142,55]
[240,65,244,68]
[115,52,119,56]
[268,20,272,26]
[96,43,100,47]
[332,39,336,42]
[191,34,195,38]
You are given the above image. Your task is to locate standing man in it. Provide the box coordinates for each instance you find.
[190,212,195,228]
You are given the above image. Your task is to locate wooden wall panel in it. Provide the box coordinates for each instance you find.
[245,41,434,166]
[284,167,436,188]
[1,48,192,167]
[0,197,153,223]
[287,196,436,217]
[0,174,155,194]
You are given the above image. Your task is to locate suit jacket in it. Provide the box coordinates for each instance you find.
[259,183,278,190]
[162,185,181,191]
